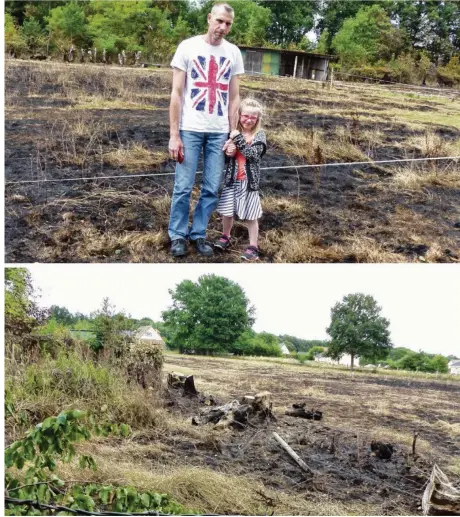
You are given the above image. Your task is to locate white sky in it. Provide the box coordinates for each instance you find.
[25,264,460,357]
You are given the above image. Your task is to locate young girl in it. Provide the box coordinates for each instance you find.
[214,98,266,261]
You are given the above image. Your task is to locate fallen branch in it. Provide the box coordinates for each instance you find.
[273,432,314,475]
[422,464,460,515]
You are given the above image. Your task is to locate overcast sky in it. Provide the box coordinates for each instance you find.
[24,264,459,357]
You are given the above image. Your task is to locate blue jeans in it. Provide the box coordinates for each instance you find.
[168,131,228,241]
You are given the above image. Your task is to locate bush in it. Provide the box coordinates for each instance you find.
[5,349,164,438]
[437,56,460,86]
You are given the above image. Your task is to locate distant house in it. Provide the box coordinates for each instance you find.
[279,342,291,355]
[239,46,335,81]
[448,360,460,375]
[315,348,359,368]
[128,326,164,346]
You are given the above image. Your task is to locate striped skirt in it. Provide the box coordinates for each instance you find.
[217,179,262,221]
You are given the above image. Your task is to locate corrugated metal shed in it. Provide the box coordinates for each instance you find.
[239,46,335,81]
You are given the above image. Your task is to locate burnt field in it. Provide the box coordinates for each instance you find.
[159,355,460,515]
[5,60,460,263]
[67,354,459,516]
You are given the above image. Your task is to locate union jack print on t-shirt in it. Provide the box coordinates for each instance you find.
[190,55,232,116]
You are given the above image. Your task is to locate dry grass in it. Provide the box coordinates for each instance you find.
[433,420,460,437]
[6,60,460,263]
[405,131,460,157]
[391,163,460,190]
[103,143,168,170]
[369,427,432,454]
[54,438,380,516]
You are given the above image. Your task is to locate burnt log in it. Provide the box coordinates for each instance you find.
[286,408,322,420]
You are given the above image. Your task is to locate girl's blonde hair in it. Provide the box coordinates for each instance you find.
[237,98,264,134]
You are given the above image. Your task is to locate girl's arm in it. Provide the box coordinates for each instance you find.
[231,132,266,160]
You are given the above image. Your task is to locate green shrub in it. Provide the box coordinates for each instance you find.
[437,56,460,86]
[5,350,163,437]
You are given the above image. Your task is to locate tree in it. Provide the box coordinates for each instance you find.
[326,293,392,368]
[91,298,135,360]
[46,0,88,50]
[4,12,27,55]
[225,0,271,46]
[21,16,47,54]
[305,345,325,360]
[257,0,317,47]
[332,5,406,68]
[162,274,255,355]
[50,305,78,326]
[5,268,48,360]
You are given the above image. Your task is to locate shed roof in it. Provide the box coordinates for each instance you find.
[238,46,336,60]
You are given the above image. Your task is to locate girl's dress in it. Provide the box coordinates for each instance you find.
[217,130,267,221]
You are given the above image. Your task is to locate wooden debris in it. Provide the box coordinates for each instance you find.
[286,403,322,420]
[412,431,419,455]
[285,408,322,420]
[192,400,241,426]
[168,372,198,396]
[253,391,272,411]
[192,392,277,428]
[273,432,314,475]
[422,464,460,515]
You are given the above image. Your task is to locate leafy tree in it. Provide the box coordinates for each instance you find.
[326,293,392,368]
[230,329,257,355]
[395,0,460,62]
[87,0,178,60]
[5,268,48,360]
[225,0,271,46]
[46,0,88,50]
[257,0,317,47]
[49,305,78,326]
[91,298,135,359]
[4,12,27,55]
[305,345,326,360]
[21,16,47,54]
[429,354,449,374]
[332,5,406,67]
[162,274,255,355]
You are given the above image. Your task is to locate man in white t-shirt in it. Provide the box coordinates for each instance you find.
[168,2,244,257]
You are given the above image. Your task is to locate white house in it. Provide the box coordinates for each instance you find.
[279,342,291,355]
[315,352,359,368]
[448,360,460,375]
[125,326,164,346]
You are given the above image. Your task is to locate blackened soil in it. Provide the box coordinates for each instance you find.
[5,62,460,263]
[158,355,460,515]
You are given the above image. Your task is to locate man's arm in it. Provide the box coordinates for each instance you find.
[223,75,240,152]
[228,75,240,131]
[169,67,186,161]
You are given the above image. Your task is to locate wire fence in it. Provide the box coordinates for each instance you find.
[4,498,222,516]
[5,156,459,186]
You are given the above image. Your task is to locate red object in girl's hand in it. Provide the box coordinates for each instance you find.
[178,150,184,164]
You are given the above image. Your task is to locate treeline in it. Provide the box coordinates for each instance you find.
[4,0,460,85]
[360,347,453,374]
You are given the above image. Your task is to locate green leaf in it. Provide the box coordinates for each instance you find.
[140,493,150,508]
[15,455,25,470]
[120,424,130,437]
[41,417,55,430]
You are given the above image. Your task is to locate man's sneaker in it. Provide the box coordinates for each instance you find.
[191,238,213,257]
[241,245,259,261]
[170,238,187,257]
[214,234,231,250]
